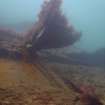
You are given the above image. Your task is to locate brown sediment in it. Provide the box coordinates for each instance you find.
[0,58,77,105]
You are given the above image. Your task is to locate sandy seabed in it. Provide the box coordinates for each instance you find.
[0,58,105,105]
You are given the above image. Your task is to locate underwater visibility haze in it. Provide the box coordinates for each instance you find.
[0,0,105,52]
[0,0,105,105]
